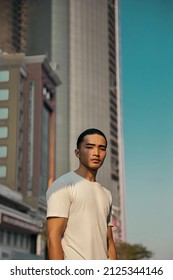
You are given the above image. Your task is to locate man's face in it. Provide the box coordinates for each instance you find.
[75,134,107,171]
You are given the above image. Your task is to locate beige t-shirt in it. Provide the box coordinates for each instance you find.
[46,171,113,260]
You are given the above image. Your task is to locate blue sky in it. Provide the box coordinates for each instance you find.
[119,0,173,259]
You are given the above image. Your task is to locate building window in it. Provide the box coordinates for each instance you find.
[111,148,118,156]
[27,81,35,195]
[0,146,7,158]
[0,70,10,82]
[0,108,9,119]
[7,231,11,245]
[111,173,118,181]
[111,156,118,173]
[0,89,9,101]
[0,229,4,244]
[20,234,24,247]
[0,126,8,138]
[42,106,49,197]
[26,236,30,250]
[0,165,7,178]
[17,166,22,192]
[13,232,18,247]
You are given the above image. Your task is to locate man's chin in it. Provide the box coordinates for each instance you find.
[90,163,103,170]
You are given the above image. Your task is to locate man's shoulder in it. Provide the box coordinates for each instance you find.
[46,171,75,196]
[101,184,112,200]
[58,171,74,183]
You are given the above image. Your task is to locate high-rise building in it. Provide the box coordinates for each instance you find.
[0,0,126,241]
[50,0,126,240]
[0,0,27,53]
[0,52,60,259]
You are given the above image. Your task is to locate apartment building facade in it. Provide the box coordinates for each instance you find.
[0,52,60,259]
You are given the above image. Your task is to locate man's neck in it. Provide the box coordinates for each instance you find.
[74,166,97,182]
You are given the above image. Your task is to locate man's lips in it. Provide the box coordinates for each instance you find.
[91,159,100,163]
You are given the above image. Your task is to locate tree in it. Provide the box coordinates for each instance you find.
[116,241,153,260]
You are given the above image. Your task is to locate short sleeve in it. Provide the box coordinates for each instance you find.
[46,179,72,219]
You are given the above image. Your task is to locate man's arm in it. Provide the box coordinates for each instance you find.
[47,217,68,260]
[107,226,117,260]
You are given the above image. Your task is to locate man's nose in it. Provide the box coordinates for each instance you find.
[93,147,100,156]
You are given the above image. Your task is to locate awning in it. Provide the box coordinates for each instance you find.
[0,207,42,233]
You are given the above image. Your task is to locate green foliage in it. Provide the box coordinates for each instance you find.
[116,241,153,260]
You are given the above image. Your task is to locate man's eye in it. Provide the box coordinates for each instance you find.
[86,146,93,149]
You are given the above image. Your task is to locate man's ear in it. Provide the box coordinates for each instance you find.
[75,149,80,158]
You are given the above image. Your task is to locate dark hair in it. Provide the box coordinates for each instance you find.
[76,128,107,148]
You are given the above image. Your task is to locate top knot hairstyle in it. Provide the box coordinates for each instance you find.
[76,128,107,149]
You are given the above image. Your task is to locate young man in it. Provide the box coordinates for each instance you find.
[46,128,117,260]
